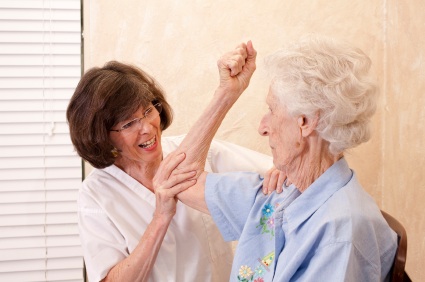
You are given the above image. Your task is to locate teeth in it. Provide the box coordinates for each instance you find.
[140,136,156,148]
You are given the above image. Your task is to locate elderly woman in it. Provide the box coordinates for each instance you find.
[158,36,398,281]
[66,42,283,282]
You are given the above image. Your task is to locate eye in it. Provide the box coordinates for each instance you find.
[144,107,153,118]
[122,118,139,129]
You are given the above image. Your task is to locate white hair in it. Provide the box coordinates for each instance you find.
[265,35,378,154]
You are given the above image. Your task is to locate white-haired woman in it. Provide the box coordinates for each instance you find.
[156,36,397,281]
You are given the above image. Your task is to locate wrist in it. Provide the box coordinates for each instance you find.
[152,211,174,226]
[213,87,240,107]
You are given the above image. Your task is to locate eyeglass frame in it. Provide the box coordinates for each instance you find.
[109,102,162,133]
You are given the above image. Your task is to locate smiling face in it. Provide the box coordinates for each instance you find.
[258,86,302,171]
[109,103,163,167]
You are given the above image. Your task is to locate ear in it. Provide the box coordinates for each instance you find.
[297,112,319,137]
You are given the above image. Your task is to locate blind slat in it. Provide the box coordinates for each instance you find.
[0,258,83,275]
[0,0,80,10]
[0,111,69,118]
[0,224,80,238]
[0,53,81,65]
[0,9,80,21]
[0,77,79,89]
[0,156,80,169]
[0,76,78,89]
[0,31,81,44]
[0,201,80,215]
[0,246,83,261]
[0,134,72,146]
[0,124,70,136]
[0,19,81,32]
[0,145,77,158]
[0,167,81,180]
[0,235,82,250]
[0,99,72,111]
[0,189,79,204]
[0,88,73,99]
[0,178,82,192]
[0,213,78,227]
[0,42,80,55]
[0,270,84,282]
[0,65,81,76]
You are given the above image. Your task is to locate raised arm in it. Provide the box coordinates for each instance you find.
[154,41,257,213]
[177,41,256,171]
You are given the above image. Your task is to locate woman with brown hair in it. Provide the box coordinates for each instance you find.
[67,42,282,281]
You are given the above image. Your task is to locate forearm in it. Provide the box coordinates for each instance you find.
[175,88,237,173]
[174,42,256,176]
[176,171,210,214]
[173,88,239,208]
[102,215,172,282]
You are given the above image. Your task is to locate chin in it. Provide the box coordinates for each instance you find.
[272,155,285,171]
[272,159,280,169]
[274,163,284,172]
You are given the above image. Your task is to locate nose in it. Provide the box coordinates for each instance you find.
[136,118,154,134]
[258,114,269,136]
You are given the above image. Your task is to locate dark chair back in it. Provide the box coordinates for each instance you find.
[381,210,411,282]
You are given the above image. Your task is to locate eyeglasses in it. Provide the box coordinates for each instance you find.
[110,103,162,134]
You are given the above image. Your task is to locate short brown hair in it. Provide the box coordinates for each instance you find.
[66,61,173,168]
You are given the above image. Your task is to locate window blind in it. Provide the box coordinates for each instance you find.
[0,0,84,281]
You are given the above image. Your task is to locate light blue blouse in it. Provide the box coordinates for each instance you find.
[205,158,397,282]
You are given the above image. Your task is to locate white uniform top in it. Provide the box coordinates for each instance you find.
[78,135,273,282]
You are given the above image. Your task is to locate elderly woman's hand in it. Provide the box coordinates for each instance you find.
[216,41,257,98]
[263,167,288,195]
[152,153,197,219]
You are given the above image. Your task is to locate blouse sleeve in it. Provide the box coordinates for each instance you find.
[77,187,127,282]
[205,171,264,241]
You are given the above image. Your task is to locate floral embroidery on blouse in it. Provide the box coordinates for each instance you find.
[237,202,280,281]
[257,203,276,238]
[237,251,275,281]
[238,265,254,281]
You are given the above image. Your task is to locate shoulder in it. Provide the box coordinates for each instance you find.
[79,166,125,205]
[82,166,116,191]
[206,171,264,191]
[314,174,396,257]
[205,171,266,211]
[324,173,382,223]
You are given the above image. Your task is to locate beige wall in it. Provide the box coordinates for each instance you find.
[83,1,425,280]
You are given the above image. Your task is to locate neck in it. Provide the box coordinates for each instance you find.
[286,137,342,193]
[114,156,162,192]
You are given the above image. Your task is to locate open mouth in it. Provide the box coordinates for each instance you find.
[139,136,156,149]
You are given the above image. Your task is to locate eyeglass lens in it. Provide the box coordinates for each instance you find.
[120,103,162,133]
